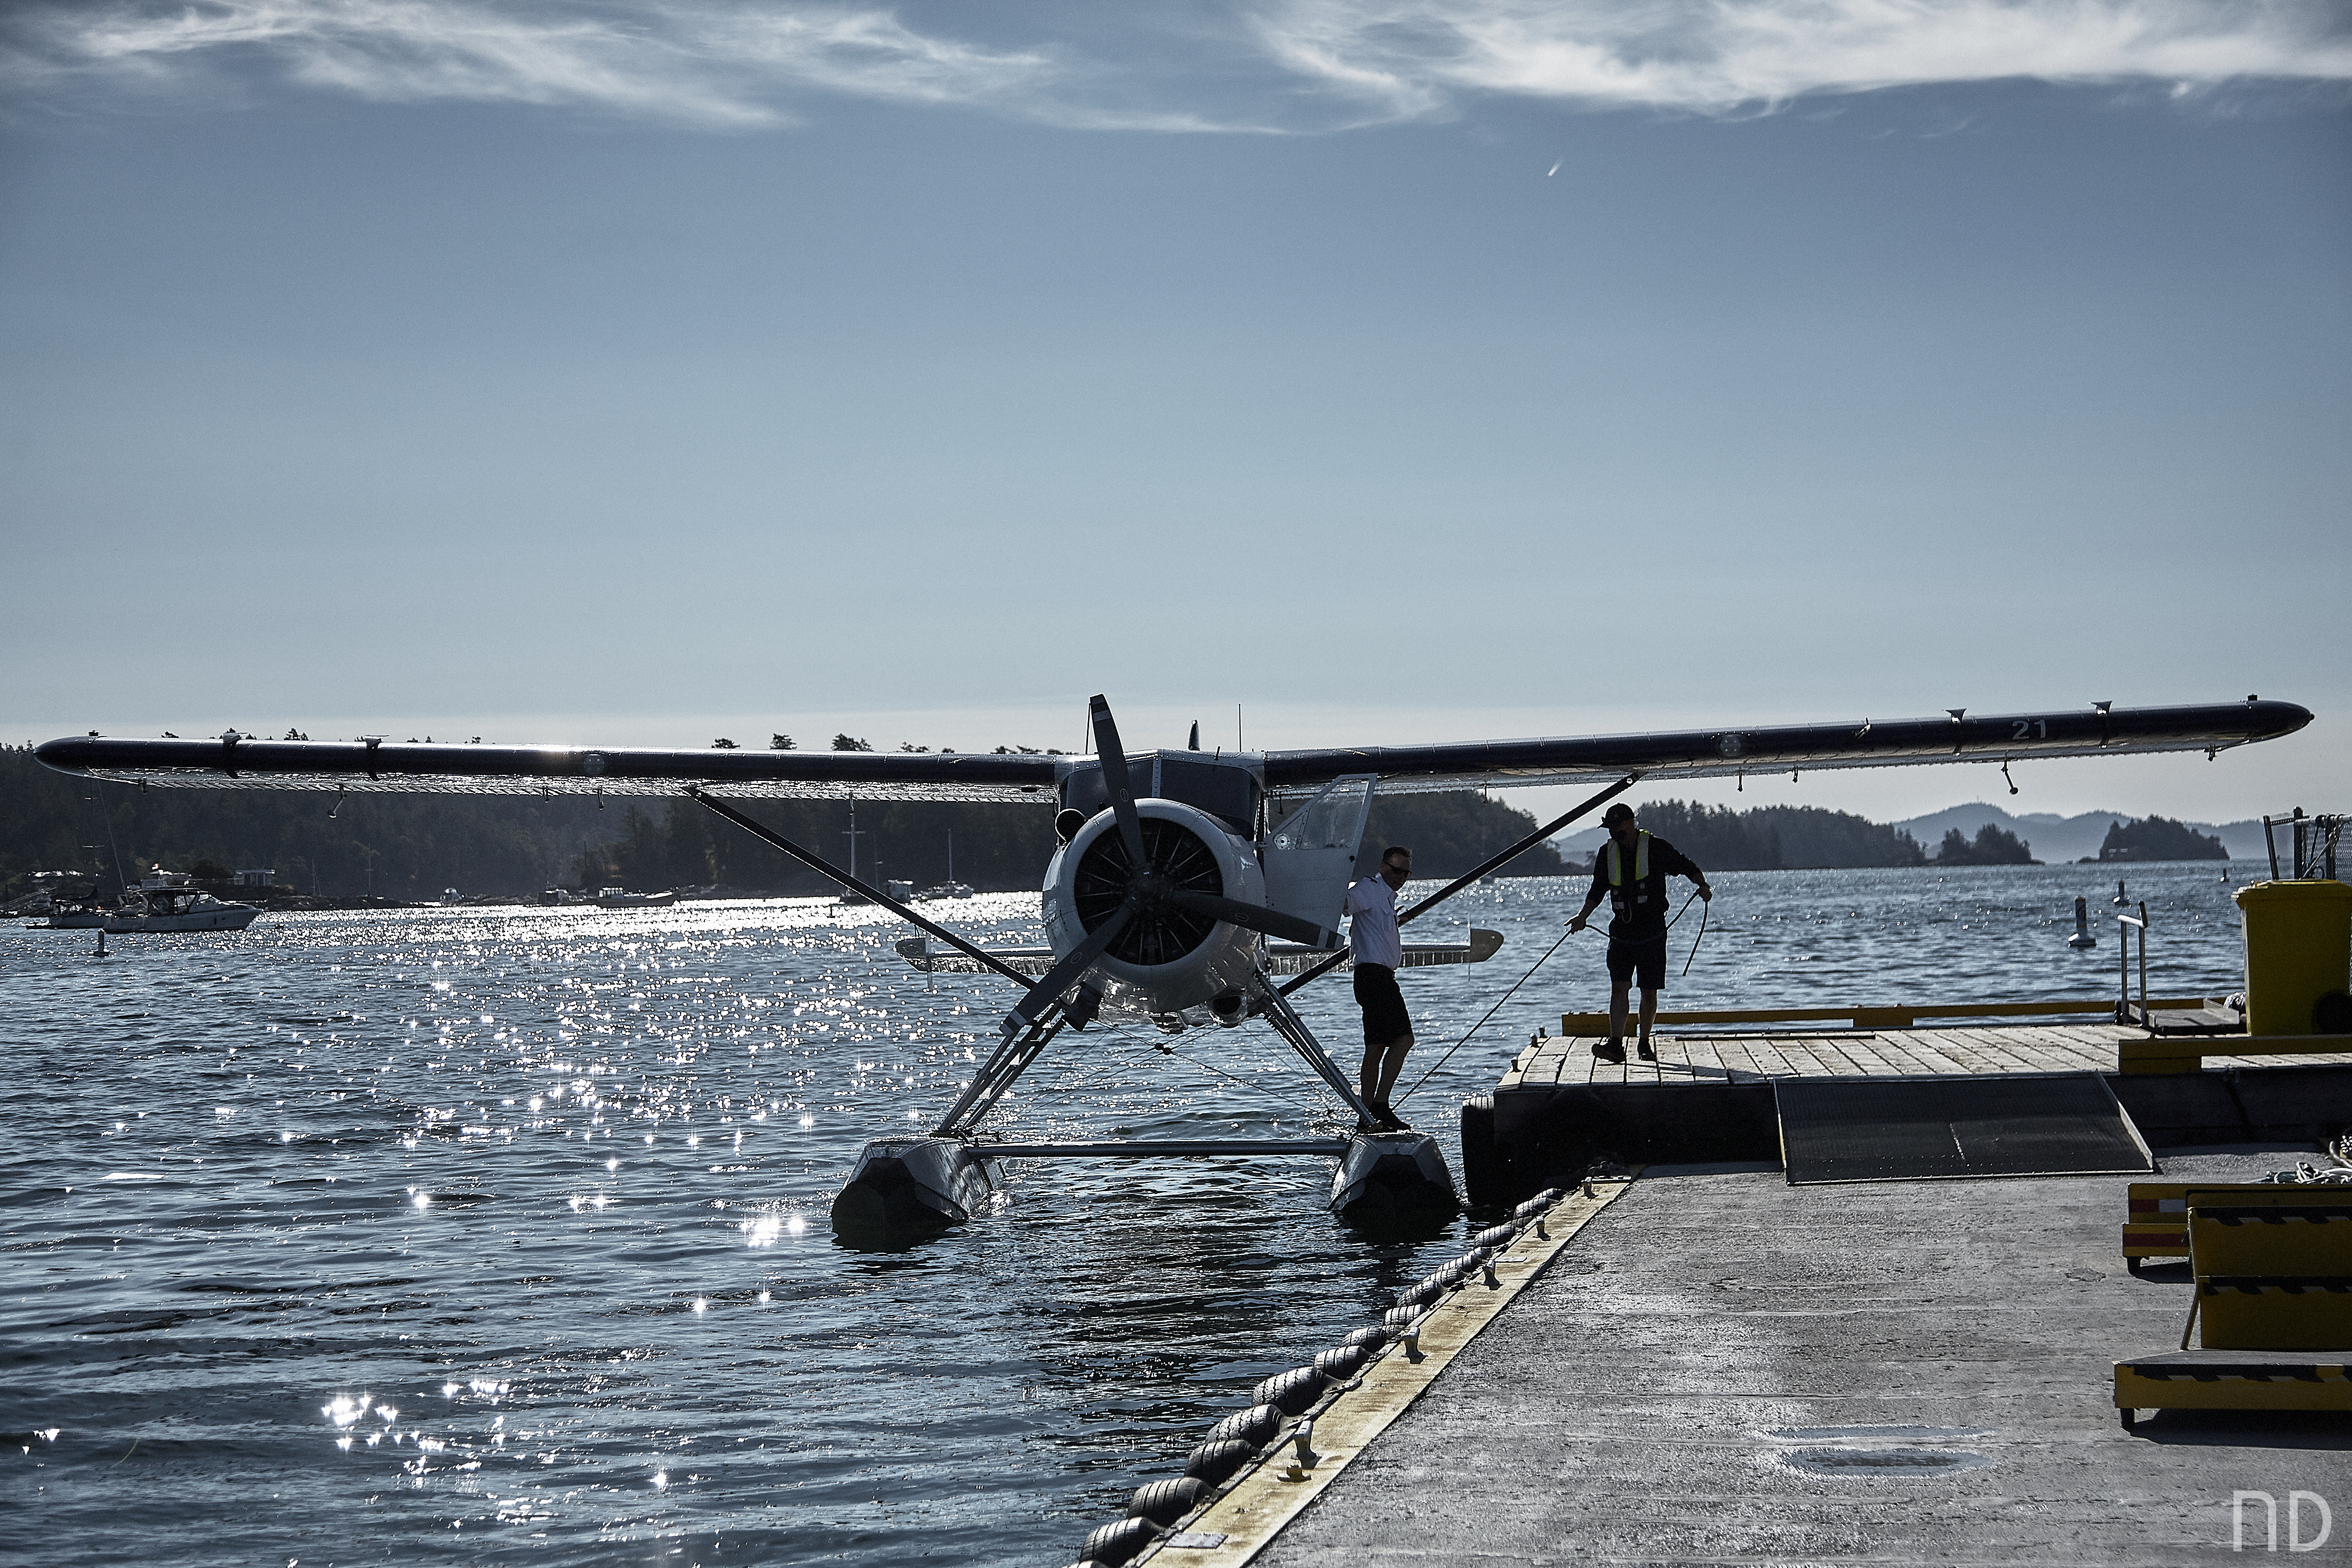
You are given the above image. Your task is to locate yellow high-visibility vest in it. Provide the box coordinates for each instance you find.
[1604,831,1650,888]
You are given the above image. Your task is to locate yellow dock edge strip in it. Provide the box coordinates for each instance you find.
[1137,1177,1636,1567]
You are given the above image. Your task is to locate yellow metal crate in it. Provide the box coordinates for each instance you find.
[2122,1183,2316,1267]
[2188,1206,2352,1278]
[2197,1278,2352,1350]
[2115,1354,2352,1426]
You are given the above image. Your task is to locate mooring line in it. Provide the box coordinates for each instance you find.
[1393,924,1578,1108]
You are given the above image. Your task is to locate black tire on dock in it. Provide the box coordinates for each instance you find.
[1462,1095,1507,1207]
[1252,1365,1327,1416]
[1128,1476,1208,1525]
[1313,1342,1368,1380]
[1082,1516,1160,1565]
[1342,1324,1390,1352]
[1205,1403,1282,1449]
[1183,1438,1256,1485]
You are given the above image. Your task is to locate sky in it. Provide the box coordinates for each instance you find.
[3,1,2347,828]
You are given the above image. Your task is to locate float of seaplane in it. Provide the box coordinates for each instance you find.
[35,694,2311,1235]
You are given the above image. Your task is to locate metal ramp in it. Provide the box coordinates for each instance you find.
[1775,1072,2154,1185]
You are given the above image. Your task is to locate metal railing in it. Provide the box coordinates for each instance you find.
[2117,901,2151,1027]
[2263,808,2344,881]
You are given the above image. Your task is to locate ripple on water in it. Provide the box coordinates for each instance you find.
[0,866,2253,1564]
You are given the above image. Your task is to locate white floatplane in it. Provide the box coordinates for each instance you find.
[33,697,2311,1234]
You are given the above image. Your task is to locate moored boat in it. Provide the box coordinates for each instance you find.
[101,884,261,932]
[596,886,677,909]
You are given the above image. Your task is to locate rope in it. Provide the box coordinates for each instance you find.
[1393,923,1578,1108]
[1150,1040,1273,1095]
[1047,1031,1273,1098]
[1680,893,1711,979]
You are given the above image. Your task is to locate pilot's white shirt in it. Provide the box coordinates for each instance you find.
[1343,874,1402,969]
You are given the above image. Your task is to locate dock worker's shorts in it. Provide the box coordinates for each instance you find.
[1354,963,1410,1045]
[1605,935,1669,991]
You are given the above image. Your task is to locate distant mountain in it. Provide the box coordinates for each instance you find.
[1554,799,2270,866]
[1887,804,2264,865]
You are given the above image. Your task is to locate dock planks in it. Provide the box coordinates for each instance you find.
[1517,1020,2190,1087]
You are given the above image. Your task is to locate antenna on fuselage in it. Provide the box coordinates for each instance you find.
[1188,720,1200,751]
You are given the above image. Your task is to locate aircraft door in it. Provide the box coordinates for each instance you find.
[1260,775,1376,944]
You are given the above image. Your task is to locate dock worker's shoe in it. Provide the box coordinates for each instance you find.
[1591,1040,1626,1065]
[1636,1041,1656,1062]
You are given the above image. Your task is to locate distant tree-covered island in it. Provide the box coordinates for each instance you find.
[1932,823,2039,866]
[2094,814,2228,862]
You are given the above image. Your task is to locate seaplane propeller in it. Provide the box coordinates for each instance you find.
[34,693,2311,1234]
[1005,696,1329,1040]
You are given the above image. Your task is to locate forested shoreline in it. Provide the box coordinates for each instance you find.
[0,745,2229,904]
[0,747,1568,901]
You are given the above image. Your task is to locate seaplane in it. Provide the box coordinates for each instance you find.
[36,695,2311,1233]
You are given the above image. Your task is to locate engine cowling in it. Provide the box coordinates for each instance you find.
[1042,798,1268,1019]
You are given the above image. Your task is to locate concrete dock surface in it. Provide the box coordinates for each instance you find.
[1253,1150,2350,1566]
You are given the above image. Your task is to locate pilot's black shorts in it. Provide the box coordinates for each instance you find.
[1354,963,1410,1045]
[1606,935,1669,991]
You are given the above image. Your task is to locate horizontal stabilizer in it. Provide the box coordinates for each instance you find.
[893,929,1504,976]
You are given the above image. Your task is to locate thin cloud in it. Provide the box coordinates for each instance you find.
[3,0,1062,128]
[1253,0,2352,118]
[4,0,2348,130]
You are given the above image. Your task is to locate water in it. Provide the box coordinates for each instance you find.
[1,863,2255,1565]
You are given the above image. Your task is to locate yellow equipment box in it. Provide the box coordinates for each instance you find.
[2234,879,2352,1036]
[2187,1205,2352,1277]
[2123,1183,2326,1269]
[2195,1278,2352,1350]
[2115,1352,2352,1428]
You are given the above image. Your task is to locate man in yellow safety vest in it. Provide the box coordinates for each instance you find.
[1568,803,1713,1063]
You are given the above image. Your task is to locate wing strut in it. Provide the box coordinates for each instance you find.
[687,788,1038,994]
[1249,974,1378,1124]
[934,1012,1067,1137]
[1278,773,1640,997]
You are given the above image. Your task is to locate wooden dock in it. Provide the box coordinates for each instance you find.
[1461,1010,2352,1207]
[1506,1021,2352,1088]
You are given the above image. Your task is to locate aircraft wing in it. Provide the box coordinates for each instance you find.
[893,931,1505,976]
[1259,699,2311,796]
[30,734,1061,802]
[31,699,2309,800]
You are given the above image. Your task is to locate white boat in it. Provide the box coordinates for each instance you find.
[596,887,677,909]
[102,886,261,932]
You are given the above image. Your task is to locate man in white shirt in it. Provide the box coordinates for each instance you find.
[1343,845,1413,1131]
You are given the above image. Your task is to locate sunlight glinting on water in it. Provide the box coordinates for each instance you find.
[1,867,2258,1564]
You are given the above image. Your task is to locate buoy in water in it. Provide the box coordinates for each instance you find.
[2068,895,2098,949]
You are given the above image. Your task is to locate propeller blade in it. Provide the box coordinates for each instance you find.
[1167,889,1333,949]
[1004,901,1134,1037]
[1089,694,1148,875]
